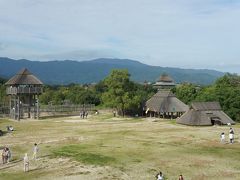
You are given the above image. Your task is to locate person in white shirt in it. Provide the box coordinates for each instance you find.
[33,143,39,160]
[23,153,29,172]
[229,132,234,144]
[220,132,225,143]
[156,171,164,180]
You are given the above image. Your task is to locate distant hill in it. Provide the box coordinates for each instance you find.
[0,57,224,85]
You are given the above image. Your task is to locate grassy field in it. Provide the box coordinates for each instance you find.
[0,111,240,180]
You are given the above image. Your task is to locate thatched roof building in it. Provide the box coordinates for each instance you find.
[145,90,189,118]
[153,73,176,89]
[5,68,43,85]
[5,68,43,120]
[177,102,235,126]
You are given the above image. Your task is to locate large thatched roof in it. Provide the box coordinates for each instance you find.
[177,102,235,126]
[191,102,221,111]
[5,68,43,85]
[145,90,189,113]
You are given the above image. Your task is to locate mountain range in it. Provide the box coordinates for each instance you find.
[0,57,224,85]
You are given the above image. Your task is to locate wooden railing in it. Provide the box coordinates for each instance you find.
[40,104,95,112]
[6,87,43,95]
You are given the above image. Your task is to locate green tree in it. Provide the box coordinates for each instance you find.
[195,74,240,122]
[102,70,146,116]
[102,69,156,116]
[0,77,7,104]
[102,69,132,116]
[173,83,199,104]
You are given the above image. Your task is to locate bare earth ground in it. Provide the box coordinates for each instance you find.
[0,112,240,180]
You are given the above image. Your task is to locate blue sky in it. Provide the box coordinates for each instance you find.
[0,0,240,73]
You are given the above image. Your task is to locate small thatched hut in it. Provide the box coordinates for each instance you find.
[144,90,189,118]
[177,102,235,126]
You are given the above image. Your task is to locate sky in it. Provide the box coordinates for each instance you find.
[0,0,240,73]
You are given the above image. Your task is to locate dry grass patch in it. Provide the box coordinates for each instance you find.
[1,114,240,180]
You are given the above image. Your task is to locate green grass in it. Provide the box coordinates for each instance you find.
[1,113,240,179]
[168,119,177,125]
[52,144,116,166]
[185,145,240,160]
[0,172,36,180]
[0,169,53,180]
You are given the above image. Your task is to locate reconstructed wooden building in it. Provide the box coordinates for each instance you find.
[177,102,235,126]
[144,90,189,118]
[145,73,187,118]
[153,73,176,90]
[5,68,43,120]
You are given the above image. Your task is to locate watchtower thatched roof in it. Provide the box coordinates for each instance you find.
[145,90,189,113]
[153,73,176,89]
[5,68,43,85]
[158,73,174,82]
[177,101,235,126]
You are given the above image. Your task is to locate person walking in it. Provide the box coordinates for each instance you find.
[229,127,234,134]
[229,131,234,144]
[5,147,11,163]
[179,174,184,180]
[23,153,29,172]
[2,148,7,164]
[220,132,225,143]
[156,171,164,180]
[32,143,39,160]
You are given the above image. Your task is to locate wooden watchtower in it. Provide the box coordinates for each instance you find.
[153,73,176,90]
[5,68,43,120]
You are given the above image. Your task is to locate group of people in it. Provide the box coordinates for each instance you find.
[80,111,88,119]
[1,143,39,172]
[23,143,39,172]
[156,171,184,180]
[220,127,235,144]
[1,147,11,164]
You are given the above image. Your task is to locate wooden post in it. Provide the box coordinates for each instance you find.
[14,96,17,120]
[9,97,12,119]
[17,95,20,121]
[37,95,39,119]
[28,95,31,118]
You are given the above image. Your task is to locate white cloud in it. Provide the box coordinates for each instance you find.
[0,0,240,72]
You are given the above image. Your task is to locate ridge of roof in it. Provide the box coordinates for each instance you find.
[17,68,31,75]
[5,68,43,85]
[157,74,174,82]
[191,102,221,111]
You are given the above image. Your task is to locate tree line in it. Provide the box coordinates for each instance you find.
[39,70,155,116]
[0,70,240,121]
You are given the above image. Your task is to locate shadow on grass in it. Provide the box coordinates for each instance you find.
[0,159,22,170]
[0,129,7,137]
[52,144,116,166]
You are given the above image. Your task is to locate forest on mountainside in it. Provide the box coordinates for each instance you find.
[0,71,240,121]
[0,57,223,85]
